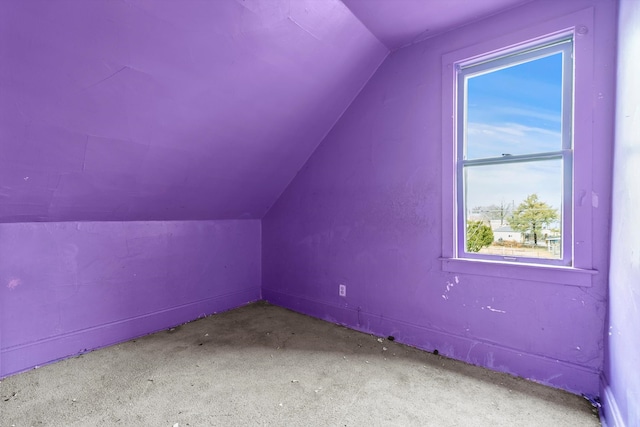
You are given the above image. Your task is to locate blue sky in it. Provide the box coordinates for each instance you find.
[464,52,564,216]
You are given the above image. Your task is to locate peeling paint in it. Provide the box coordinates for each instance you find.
[7,278,21,290]
[445,280,454,292]
[442,279,456,301]
[577,189,586,207]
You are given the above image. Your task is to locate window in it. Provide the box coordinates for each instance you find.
[440,9,597,286]
[457,37,573,266]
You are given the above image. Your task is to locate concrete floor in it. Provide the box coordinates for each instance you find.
[1,302,600,426]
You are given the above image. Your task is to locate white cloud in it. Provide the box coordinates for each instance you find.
[466,121,561,158]
[491,106,562,124]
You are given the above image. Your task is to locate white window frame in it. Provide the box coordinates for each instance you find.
[456,37,573,267]
[440,8,597,286]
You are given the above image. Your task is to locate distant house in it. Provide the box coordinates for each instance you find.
[489,220,503,229]
[492,226,522,243]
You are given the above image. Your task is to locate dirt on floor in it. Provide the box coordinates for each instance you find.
[0,302,600,426]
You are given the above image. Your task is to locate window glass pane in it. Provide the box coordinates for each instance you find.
[464,160,563,259]
[465,52,563,159]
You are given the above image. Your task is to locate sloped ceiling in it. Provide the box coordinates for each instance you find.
[341,0,534,50]
[1,0,531,223]
[0,0,387,222]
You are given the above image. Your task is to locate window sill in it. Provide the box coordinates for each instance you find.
[439,257,597,287]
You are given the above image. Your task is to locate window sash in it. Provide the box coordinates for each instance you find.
[454,37,574,266]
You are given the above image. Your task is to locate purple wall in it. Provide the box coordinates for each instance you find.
[0,220,260,378]
[0,0,385,381]
[263,0,616,396]
[603,0,640,425]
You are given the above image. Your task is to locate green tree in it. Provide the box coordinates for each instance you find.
[466,220,494,252]
[509,194,558,245]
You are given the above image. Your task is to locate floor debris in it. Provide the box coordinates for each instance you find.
[0,303,600,427]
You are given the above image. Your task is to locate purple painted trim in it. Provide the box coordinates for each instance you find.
[441,258,597,287]
[1,288,259,379]
[264,288,600,396]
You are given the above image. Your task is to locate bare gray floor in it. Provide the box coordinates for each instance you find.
[1,302,600,426]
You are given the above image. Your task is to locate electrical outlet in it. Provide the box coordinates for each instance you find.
[339,284,346,297]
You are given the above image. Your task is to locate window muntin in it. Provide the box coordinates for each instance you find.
[456,37,573,266]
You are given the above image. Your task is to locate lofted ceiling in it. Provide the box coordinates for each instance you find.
[1,0,531,223]
[342,0,534,50]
